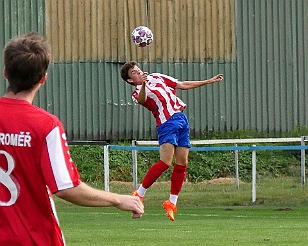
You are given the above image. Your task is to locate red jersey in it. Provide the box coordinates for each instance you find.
[132,73,186,126]
[0,97,81,246]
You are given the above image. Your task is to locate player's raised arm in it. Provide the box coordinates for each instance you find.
[137,73,148,104]
[176,74,224,90]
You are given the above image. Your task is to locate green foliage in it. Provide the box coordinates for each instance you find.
[69,145,104,182]
[108,149,132,181]
[187,146,301,182]
[69,129,308,183]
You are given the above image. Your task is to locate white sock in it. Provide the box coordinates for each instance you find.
[137,185,147,197]
[169,194,178,205]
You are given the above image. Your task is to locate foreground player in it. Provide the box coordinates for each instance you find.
[120,61,223,221]
[0,33,143,246]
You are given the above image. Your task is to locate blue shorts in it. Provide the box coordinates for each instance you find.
[157,112,191,148]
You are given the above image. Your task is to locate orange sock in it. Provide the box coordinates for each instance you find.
[142,160,169,189]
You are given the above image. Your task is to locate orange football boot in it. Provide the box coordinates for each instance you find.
[162,200,177,221]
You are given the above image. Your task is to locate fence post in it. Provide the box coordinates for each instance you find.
[252,145,257,203]
[132,140,138,190]
[301,136,306,187]
[103,145,109,192]
[234,143,239,189]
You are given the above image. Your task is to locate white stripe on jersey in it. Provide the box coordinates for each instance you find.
[146,76,185,124]
[147,87,166,123]
[46,126,73,190]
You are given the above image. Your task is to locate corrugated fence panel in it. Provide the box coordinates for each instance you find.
[147,0,236,62]
[46,0,150,62]
[45,0,235,63]
[235,0,308,133]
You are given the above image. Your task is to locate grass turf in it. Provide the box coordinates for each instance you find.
[56,177,308,246]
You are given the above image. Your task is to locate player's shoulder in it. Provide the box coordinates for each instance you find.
[149,72,165,79]
[150,72,164,76]
[149,73,177,82]
[0,97,60,124]
[33,104,58,119]
[28,104,62,128]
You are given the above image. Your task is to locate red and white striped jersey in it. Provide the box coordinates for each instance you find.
[132,73,186,126]
[0,97,81,246]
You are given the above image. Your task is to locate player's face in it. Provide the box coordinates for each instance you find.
[128,66,144,85]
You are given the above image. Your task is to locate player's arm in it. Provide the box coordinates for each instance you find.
[176,74,224,90]
[137,73,148,104]
[55,182,144,218]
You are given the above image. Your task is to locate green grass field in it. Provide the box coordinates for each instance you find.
[56,177,308,246]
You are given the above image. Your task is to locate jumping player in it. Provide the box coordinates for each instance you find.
[0,33,144,246]
[120,61,223,221]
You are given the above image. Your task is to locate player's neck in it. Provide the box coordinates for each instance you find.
[4,84,40,104]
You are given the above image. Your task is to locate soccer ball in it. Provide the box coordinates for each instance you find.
[131,26,153,47]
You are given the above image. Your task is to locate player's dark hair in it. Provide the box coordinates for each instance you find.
[120,61,138,85]
[3,32,51,94]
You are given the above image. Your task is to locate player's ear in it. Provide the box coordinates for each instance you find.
[127,78,134,85]
[3,68,8,79]
[39,73,48,85]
